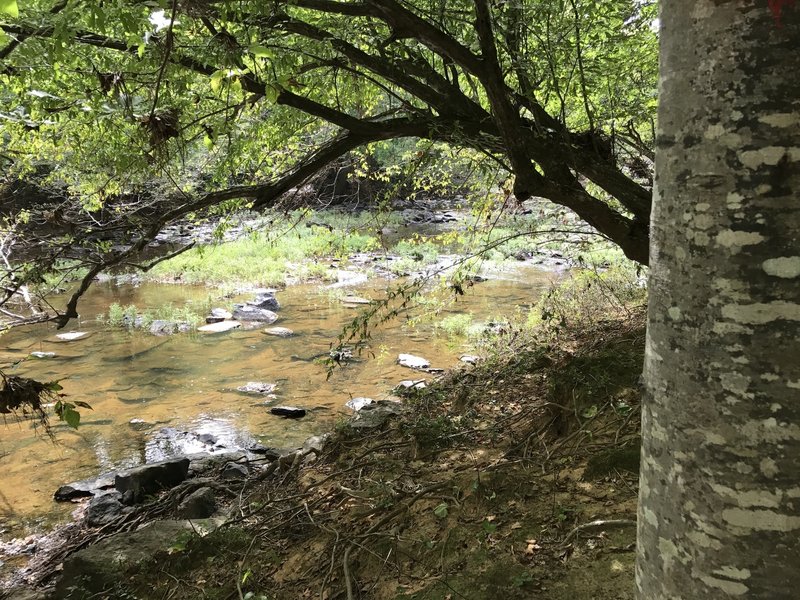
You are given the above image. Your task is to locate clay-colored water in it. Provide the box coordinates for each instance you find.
[0,268,554,542]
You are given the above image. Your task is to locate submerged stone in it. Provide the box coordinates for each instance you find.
[54,331,92,342]
[262,326,295,337]
[236,381,277,395]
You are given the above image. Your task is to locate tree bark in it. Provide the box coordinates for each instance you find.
[637,2,800,598]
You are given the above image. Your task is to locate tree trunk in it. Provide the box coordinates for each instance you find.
[637,2,800,598]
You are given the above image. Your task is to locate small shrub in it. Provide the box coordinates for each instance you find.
[434,313,474,338]
[527,261,646,334]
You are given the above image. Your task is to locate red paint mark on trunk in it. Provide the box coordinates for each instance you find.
[770,0,796,27]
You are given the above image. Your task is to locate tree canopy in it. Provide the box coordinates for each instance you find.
[1,0,658,323]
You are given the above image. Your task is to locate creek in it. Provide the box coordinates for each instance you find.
[0,265,555,550]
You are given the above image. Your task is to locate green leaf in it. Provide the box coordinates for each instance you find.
[63,406,81,429]
[248,44,271,58]
[73,400,93,410]
[481,520,497,534]
[582,405,599,419]
[45,381,63,392]
[433,503,448,519]
[210,69,225,93]
[0,29,8,45]
[0,0,19,18]
[264,84,280,103]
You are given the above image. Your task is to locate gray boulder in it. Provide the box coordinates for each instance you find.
[115,457,190,504]
[350,400,406,430]
[177,487,217,519]
[248,290,280,311]
[86,492,127,527]
[247,445,284,460]
[55,520,221,596]
[221,462,249,480]
[188,451,247,476]
[232,304,279,323]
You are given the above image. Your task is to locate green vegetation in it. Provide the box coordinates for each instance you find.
[526,261,646,334]
[1,0,657,333]
[434,313,474,338]
[103,302,206,329]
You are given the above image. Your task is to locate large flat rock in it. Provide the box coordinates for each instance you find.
[55,519,222,596]
[197,320,241,333]
[115,457,190,503]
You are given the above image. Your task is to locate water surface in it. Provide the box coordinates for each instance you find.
[0,268,553,542]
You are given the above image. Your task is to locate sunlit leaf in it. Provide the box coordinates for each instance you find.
[0,0,19,18]
[63,407,81,429]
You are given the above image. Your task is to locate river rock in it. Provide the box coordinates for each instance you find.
[459,354,480,364]
[342,295,372,305]
[177,487,217,519]
[270,406,306,419]
[350,400,406,430]
[198,320,241,333]
[221,462,249,480]
[236,381,277,395]
[395,379,427,391]
[248,290,280,311]
[197,433,217,445]
[54,473,116,501]
[397,353,430,370]
[115,457,190,504]
[247,445,284,460]
[188,451,247,476]
[128,418,154,432]
[206,308,233,324]
[54,331,92,342]
[302,434,330,455]
[263,326,295,337]
[86,492,127,527]
[149,320,192,336]
[345,397,373,411]
[29,351,56,359]
[232,304,279,323]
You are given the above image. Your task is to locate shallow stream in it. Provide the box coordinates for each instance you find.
[0,267,554,544]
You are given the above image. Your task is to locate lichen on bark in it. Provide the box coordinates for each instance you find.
[637,1,800,598]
